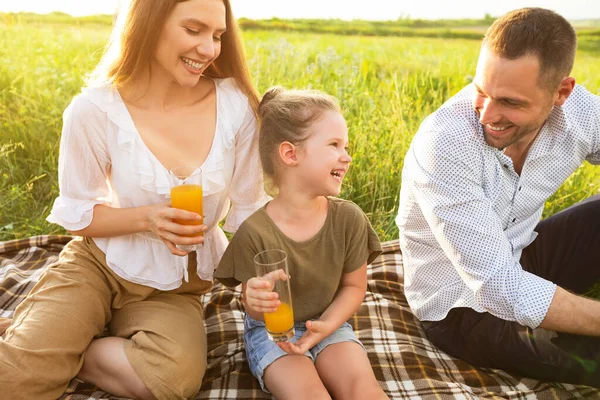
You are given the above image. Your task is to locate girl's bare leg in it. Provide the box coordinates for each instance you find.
[263,355,331,400]
[315,342,389,400]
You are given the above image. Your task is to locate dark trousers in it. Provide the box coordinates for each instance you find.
[423,194,600,387]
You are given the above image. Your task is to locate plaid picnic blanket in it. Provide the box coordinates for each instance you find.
[0,235,597,399]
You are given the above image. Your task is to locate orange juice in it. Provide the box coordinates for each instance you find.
[264,302,294,334]
[170,184,203,236]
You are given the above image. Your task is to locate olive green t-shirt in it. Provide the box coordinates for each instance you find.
[214,197,382,321]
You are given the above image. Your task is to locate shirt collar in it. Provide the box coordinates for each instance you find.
[526,104,570,161]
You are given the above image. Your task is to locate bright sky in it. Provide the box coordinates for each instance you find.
[0,0,598,20]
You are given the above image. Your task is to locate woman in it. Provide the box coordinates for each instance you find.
[0,0,268,399]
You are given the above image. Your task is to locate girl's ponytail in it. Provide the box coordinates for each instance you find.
[258,86,284,118]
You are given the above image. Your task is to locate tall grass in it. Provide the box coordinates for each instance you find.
[3,12,599,40]
[1,20,599,242]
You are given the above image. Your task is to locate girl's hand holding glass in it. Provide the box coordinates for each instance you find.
[253,250,295,342]
[147,202,206,256]
[245,270,288,313]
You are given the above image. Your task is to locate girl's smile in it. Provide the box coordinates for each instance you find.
[295,110,352,197]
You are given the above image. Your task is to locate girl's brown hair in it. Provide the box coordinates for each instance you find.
[258,86,341,184]
[87,0,259,112]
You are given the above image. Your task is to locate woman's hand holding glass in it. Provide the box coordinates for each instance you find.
[147,202,206,256]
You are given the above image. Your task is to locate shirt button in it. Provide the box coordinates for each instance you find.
[503,164,509,168]
[518,186,522,191]
[512,218,516,222]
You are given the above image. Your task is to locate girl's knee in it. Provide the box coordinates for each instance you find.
[274,382,330,400]
[349,378,387,400]
[300,386,331,400]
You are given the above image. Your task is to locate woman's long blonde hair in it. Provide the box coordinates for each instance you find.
[87,0,259,112]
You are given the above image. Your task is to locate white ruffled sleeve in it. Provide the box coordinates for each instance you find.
[47,95,111,231]
[222,104,270,232]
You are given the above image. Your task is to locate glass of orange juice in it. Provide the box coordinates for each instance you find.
[169,165,203,252]
[254,249,295,342]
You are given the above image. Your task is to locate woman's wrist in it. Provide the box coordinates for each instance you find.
[139,204,155,233]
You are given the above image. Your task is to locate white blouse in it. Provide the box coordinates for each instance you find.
[47,78,269,290]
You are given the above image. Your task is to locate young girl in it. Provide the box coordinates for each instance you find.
[214,87,389,399]
[0,1,268,399]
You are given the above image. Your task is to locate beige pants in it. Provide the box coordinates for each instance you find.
[0,237,212,400]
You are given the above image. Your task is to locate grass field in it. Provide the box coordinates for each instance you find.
[1,17,599,247]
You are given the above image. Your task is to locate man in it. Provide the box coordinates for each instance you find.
[397,7,600,386]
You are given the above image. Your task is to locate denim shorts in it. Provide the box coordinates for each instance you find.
[243,314,366,392]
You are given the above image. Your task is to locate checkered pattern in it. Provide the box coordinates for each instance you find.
[1,236,597,399]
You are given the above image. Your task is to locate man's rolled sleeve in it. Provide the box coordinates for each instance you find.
[514,270,557,328]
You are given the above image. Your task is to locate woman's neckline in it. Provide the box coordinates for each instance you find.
[115,78,220,174]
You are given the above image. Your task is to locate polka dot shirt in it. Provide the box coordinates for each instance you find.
[397,84,600,329]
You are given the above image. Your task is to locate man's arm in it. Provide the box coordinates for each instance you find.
[540,87,600,334]
[540,287,600,336]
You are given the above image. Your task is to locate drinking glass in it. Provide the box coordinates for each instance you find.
[169,165,203,252]
[254,249,295,341]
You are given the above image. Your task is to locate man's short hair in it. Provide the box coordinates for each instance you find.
[483,8,577,90]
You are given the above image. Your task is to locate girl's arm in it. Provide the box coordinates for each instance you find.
[242,269,290,321]
[317,262,368,329]
[242,282,266,321]
[279,263,367,355]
